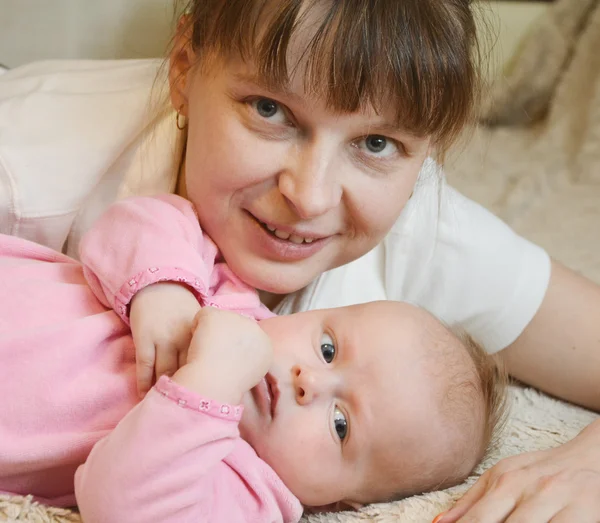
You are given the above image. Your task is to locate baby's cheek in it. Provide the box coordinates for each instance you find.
[262,422,345,505]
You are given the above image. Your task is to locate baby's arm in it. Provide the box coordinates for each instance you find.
[75,308,302,523]
[79,194,212,314]
[75,379,297,523]
[79,194,215,396]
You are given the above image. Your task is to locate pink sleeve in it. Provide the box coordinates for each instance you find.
[78,194,218,323]
[75,377,302,523]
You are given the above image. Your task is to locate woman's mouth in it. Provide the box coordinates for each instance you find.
[244,211,333,262]
[256,218,320,245]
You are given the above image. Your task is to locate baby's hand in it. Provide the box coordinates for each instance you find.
[172,308,273,405]
[130,282,201,397]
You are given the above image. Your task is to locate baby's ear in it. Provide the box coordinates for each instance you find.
[342,500,364,511]
[305,500,363,513]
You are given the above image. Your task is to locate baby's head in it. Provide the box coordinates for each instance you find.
[240,301,506,510]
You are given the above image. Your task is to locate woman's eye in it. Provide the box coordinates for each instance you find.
[356,135,399,158]
[320,333,336,363]
[251,98,286,122]
[333,407,348,441]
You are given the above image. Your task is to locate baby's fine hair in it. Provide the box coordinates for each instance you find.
[454,329,508,462]
[426,327,508,496]
[173,0,483,155]
[385,323,508,503]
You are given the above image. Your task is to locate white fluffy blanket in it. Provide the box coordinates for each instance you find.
[2,0,599,520]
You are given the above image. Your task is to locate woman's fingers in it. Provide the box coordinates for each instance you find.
[437,475,491,522]
[443,454,600,523]
[550,505,598,523]
[453,469,533,523]
[502,476,572,523]
[439,454,543,523]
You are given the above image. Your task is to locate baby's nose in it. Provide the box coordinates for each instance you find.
[292,365,334,405]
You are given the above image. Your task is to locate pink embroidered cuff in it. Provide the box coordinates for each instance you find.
[154,375,243,421]
[113,266,209,324]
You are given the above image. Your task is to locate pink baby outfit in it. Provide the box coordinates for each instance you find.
[0,195,303,523]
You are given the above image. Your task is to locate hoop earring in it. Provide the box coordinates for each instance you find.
[176,105,188,131]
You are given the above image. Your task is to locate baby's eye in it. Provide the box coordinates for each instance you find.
[333,407,348,440]
[251,98,287,123]
[355,135,399,158]
[320,333,336,363]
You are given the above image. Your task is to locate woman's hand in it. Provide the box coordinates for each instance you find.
[172,307,273,405]
[130,282,201,397]
[436,418,600,523]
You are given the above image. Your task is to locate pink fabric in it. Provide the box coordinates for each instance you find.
[76,377,302,523]
[0,195,302,522]
[79,193,273,323]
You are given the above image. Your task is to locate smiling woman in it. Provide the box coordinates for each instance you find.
[172,50,431,296]
[167,0,465,297]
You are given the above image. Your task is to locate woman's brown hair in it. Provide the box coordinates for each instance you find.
[172,0,483,155]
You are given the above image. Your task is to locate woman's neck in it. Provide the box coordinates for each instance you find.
[259,290,286,311]
[176,158,187,198]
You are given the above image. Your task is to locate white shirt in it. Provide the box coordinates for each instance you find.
[0,59,550,353]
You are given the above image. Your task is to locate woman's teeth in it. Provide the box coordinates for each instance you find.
[264,223,314,244]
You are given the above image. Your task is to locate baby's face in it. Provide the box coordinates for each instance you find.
[239,301,480,508]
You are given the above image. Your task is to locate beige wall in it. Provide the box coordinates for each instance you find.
[481,2,549,79]
[0,0,174,67]
[0,1,547,69]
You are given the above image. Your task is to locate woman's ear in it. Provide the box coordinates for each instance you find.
[168,15,195,114]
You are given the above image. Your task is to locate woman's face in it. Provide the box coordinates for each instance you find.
[170,45,430,295]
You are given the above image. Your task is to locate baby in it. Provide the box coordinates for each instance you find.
[0,196,505,521]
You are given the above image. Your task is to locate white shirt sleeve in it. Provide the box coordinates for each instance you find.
[278,160,551,353]
[0,59,179,256]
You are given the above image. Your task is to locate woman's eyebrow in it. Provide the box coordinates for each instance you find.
[366,121,424,140]
[231,71,299,101]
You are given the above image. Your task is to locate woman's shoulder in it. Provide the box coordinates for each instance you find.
[0,59,177,254]
[0,58,162,95]
[388,159,509,240]
[0,58,165,149]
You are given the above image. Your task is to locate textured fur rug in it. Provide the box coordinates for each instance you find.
[2,0,600,520]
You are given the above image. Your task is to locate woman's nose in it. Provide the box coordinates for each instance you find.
[292,364,335,405]
[278,144,342,219]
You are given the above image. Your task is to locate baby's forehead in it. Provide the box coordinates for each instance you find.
[359,302,458,353]
[355,317,480,500]
[352,302,466,407]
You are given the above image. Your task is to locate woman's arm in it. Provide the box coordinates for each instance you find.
[439,260,600,523]
[502,259,600,411]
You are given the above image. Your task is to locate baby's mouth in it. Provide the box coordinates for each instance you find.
[265,373,280,418]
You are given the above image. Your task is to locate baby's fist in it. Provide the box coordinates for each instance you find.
[174,308,273,404]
